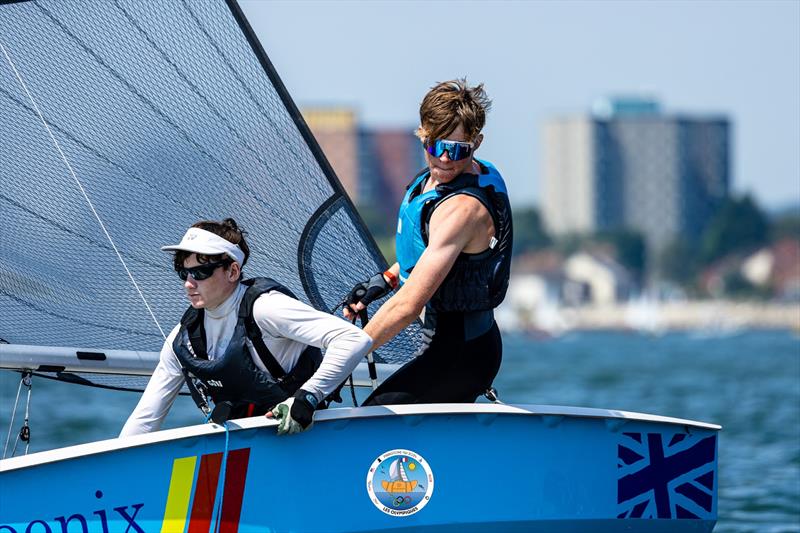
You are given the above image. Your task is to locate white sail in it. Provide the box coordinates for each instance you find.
[388,457,411,482]
[388,458,399,480]
[0,0,422,367]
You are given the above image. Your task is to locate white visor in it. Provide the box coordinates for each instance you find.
[161,227,245,264]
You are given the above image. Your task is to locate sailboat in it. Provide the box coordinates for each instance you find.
[0,1,720,531]
[381,457,419,494]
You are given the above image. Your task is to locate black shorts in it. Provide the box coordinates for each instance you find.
[362,316,502,406]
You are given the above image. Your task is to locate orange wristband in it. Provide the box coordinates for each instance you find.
[383,269,399,290]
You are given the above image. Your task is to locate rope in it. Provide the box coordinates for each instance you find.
[3,371,32,458]
[484,387,504,404]
[351,307,378,393]
[333,296,381,406]
[213,421,231,532]
[0,41,166,341]
[2,372,26,459]
[14,376,33,456]
[347,375,357,406]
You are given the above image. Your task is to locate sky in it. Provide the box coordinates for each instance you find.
[240,0,800,210]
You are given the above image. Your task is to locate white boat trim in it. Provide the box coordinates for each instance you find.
[0,403,721,473]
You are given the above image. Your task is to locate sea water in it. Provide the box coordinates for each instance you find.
[1,329,798,532]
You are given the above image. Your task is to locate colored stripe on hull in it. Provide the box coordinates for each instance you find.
[219,448,251,533]
[161,456,198,533]
[188,453,223,533]
[158,448,251,533]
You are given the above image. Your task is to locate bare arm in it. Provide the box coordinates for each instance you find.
[363,194,493,351]
[385,262,400,277]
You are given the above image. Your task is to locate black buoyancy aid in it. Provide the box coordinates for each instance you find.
[172,277,322,409]
[397,160,513,313]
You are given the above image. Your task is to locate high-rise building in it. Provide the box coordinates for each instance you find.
[302,107,424,214]
[542,98,730,256]
[302,107,360,202]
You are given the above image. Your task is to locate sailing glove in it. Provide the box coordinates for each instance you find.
[270,389,318,436]
[346,273,392,311]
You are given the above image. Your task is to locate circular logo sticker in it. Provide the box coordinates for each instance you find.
[366,449,434,516]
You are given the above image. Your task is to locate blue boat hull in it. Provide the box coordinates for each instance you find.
[0,405,719,532]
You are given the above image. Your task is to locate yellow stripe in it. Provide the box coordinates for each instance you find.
[160,455,197,533]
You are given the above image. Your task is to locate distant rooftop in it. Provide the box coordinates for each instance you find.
[302,106,357,129]
[591,96,661,118]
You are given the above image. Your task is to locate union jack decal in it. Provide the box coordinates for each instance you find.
[617,432,717,519]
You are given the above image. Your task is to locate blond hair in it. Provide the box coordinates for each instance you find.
[416,78,492,143]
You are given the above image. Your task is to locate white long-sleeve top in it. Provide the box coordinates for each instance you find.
[120,283,371,436]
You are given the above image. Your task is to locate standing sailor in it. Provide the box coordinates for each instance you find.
[344,79,512,405]
[121,218,371,436]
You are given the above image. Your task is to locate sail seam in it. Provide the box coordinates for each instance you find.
[182,0,324,184]
[33,1,306,235]
[0,86,289,270]
[224,0,394,295]
[0,193,169,272]
[0,86,206,220]
[0,288,163,340]
[0,41,167,340]
[113,0,290,190]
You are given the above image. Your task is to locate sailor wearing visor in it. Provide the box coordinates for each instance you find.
[344,79,512,405]
[121,218,371,437]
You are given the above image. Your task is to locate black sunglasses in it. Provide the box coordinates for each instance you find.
[177,260,228,281]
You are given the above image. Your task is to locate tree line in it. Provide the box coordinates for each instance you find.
[358,194,799,295]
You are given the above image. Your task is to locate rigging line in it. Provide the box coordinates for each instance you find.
[0,288,163,339]
[114,0,283,184]
[20,374,32,456]
[34,2,308,236]
[0,87,206,222]
[0,192,169,272]
[0,41,167,340]
[2,372,25,459]
[213,421,231,533]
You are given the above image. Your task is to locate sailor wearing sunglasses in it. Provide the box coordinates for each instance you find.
[344,79,512,405]
[121,218,372,437]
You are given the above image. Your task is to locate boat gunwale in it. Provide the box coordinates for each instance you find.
[0,403,720,472]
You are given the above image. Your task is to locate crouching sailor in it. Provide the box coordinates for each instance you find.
[120,218,372,437]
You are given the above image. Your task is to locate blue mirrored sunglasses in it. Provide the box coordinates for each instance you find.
[425,139,474,161]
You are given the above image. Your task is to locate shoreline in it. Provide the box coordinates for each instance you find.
[497,300,800,333]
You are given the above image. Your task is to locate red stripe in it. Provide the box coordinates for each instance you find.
[246,403,255,417]
[187,452,222,533]
[219,448,251,533]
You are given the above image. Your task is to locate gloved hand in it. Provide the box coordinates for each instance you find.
[269,389,319,436]
[344,273,392,318]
